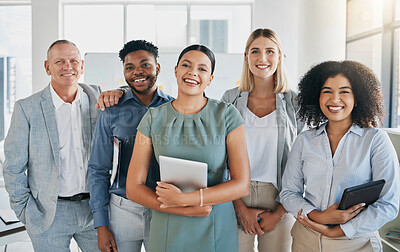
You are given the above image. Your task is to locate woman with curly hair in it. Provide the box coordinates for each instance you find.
[222,28,302,252]
[280,60,399,251]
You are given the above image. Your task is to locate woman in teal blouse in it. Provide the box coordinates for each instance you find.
[126,44,250,252]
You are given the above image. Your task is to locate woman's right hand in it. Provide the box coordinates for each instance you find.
[297,209,345,238]
[308,202,365,225]
[236,205,265,235]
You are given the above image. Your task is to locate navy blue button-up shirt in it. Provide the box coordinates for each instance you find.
[88,88,173,228]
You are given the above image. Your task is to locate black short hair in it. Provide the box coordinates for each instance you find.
[176,44,216,74]
[298,60,384,128]
[119,40,158,63]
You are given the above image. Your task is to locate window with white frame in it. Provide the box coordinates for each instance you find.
[346,0,400,127]
[63,2,252,95]
[63,2,252,55]
[126,5,188,52]
[0,3,32,182]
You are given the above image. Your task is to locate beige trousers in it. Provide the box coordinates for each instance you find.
[291,220,383,252]
[238,181,295,252]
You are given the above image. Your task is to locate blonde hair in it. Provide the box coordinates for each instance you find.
[239,28,289,93]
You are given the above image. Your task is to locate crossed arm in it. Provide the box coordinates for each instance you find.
[126,125,250,216]
[296,204,365,238]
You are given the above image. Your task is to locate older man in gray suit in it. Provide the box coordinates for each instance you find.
[3,40,102,251]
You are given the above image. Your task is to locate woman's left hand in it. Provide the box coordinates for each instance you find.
[155,182,185,208]
[297,209,345,238]
[258,210,280,233]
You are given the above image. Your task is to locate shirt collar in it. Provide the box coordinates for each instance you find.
[154,86,171,100]
[50,84,81,110]
[314,122,364,137]
[120,86,171,106]
[315,122,328,136]
[348,124,364,136]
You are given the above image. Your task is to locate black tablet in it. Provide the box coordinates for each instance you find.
[338,179,385,210]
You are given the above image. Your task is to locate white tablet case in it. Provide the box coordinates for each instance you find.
[159,155,208,193]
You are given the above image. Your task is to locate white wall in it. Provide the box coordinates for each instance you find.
[253,0,346,90]
[31,0,346,93]
[32,0,60,93]
[253,0,301,90]
[297,0,347,82]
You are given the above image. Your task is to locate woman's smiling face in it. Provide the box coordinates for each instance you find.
[319,74,355,125]
[175,50,214,97]
[245,36,280,81]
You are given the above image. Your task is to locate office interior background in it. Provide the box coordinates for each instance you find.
[0,0,399,251]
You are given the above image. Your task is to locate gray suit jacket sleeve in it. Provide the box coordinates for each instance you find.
[3,101,31,224]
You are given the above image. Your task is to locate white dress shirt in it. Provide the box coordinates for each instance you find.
[50,85,89,196]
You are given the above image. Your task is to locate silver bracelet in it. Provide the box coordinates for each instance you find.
[273,210,283,220]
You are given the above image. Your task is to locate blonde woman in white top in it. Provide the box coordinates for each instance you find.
[222,28,302,252]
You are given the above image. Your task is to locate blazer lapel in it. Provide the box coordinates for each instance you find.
[80,87,91,152]
[40,85,60,168]
[276,93,287,189]
[235,91,249,117]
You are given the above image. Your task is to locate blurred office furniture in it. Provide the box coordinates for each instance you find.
[381,129,400,251]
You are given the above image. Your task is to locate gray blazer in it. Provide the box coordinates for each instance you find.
[3,83,100,234]
[221,86,303,192]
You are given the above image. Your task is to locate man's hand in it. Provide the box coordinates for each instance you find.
[95,89,125,111]
[308,203,365,225]
[97,226,118,252]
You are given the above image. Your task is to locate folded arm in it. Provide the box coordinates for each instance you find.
[340,131,400,238]
[154,125,250,208]
[126,131,212,217]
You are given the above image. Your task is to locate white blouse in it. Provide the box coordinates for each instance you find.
[244,107,278,188]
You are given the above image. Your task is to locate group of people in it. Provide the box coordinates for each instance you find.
[2,27,399,252]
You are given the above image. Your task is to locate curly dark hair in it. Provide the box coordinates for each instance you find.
[298,60,384,128]
[119,40,158,63]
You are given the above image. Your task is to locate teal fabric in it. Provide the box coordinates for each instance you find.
[137,98,243,252]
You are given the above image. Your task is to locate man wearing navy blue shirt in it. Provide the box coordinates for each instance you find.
[88,40,173,252]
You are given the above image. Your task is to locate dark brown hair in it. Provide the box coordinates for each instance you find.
[298,60,384,128]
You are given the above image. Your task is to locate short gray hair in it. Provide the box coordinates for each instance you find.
[47,39,80,59]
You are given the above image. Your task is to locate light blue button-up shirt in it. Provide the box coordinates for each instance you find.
[280,123,399,238]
